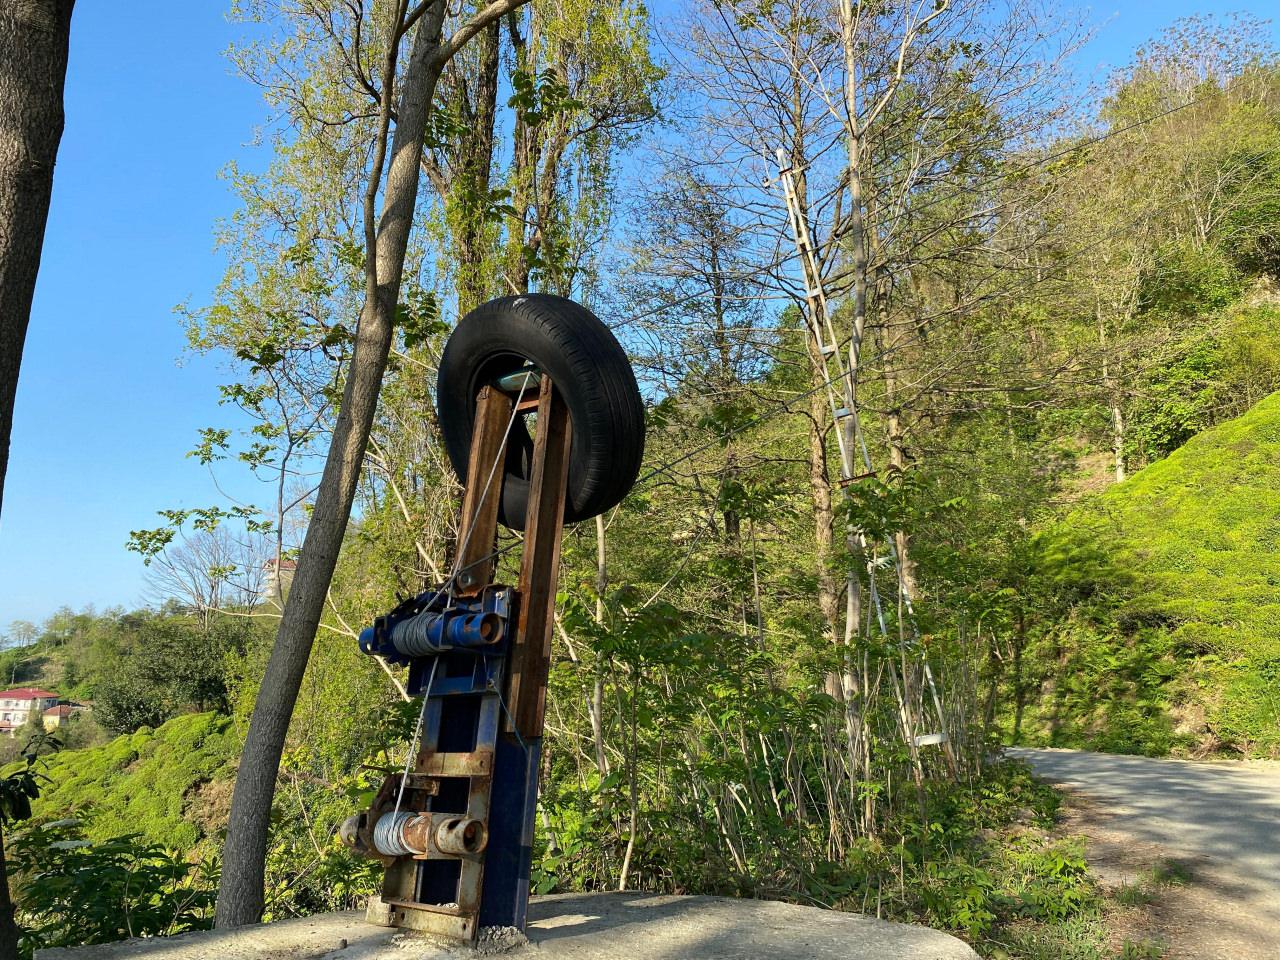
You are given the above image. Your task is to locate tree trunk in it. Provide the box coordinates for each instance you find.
[885,388,919,599]
[590,514,609,776]
[1098,308,1126,482]
[807,372,841,681]
[449,19,500,314]
[505,9,538,293]
[1012,605,1027,744]
[216,8,449,928]
[1109,394,1126,483]
[0,0,75,518]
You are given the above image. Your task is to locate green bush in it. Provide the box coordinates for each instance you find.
[9,820,214,956]
[8,713,239,850]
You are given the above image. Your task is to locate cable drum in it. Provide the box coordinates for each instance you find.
[372,811,425,857]
[436,294,645,530]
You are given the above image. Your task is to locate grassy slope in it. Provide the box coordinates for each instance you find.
[0,639,70,695]
[1032,392,1280,755]
[22,712,239,849]
[1111,392,1280,656]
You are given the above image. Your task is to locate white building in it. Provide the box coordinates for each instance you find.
[0,688,59,736]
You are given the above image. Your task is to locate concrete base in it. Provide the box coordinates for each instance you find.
[35,892,978,960]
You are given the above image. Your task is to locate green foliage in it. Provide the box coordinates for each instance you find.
[95,618,249,734]
[920,835,1096,937]
[1116,941,1167,960]
[1125,305,1280,464]
[1112,882,1154,907]
[0,736,56,827]
[994,916,1110,960]
[508,68,584,127]
[43,6,1278,955]
[11,713,239,851]
[1126,336,1226,461]
[10,820,214,955]
[1146,859,1192,888]
[1137,241,1243,317]
[0,607,251,722]
[1020,393,1280,755]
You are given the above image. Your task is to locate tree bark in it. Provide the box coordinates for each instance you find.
[883,366,919,598]
[1012,605,1027,744]
[0,0,75,518]
[1098,307,1126,482]
[807,372,841,677]
[215,0,528,927]
[504,9,537,293]
[447,18,500,314]
[589,513,609,776]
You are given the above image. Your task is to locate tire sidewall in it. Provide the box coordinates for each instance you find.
[437,295,643,528]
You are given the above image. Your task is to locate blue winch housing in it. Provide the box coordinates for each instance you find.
[358,585,515,666]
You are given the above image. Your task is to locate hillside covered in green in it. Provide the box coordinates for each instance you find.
[1021,392,1280,756]
[19,713,239,850]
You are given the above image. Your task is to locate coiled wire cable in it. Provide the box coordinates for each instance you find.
[373,811,425,857]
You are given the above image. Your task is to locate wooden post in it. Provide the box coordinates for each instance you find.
[506,375,572,738]
[455,385,514,596]
[355,371,574,937]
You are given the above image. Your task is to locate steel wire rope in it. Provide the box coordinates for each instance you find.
[393,656,437,817]
[600,91,1216,336]
[439,374,534,601]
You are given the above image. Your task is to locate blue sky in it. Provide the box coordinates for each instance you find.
[1,1,1278,630]
[0,1,266,627]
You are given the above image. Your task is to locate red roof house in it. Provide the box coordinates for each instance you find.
[0,688,60,736]
[1,688,58,701]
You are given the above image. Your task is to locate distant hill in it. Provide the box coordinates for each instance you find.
[0,638,73,697]
[1021,392,1280,757]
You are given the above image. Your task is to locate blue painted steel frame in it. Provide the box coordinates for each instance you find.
[400,643,542,931]
[479,733,541,929]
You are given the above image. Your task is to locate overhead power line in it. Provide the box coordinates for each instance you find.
[604,90,1215,335]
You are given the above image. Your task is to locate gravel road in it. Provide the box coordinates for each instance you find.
[1010,746,1280,956]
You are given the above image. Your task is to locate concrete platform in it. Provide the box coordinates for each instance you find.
[35,892,978,960]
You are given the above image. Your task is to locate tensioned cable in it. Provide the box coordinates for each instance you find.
[394,656,437,817]
[602,91,1215,335]
[439,374,534,602]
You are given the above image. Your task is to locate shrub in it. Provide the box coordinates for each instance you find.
[9,820,214,955]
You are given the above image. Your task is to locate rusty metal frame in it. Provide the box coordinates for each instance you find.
[355,374,572,942]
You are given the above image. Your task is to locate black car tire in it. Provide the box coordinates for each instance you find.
[436,294,645,530]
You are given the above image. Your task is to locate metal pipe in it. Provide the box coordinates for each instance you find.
[435,817,488,856]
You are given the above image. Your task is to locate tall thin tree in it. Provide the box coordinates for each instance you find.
[216,0,529,928]
[0,0,75,518]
